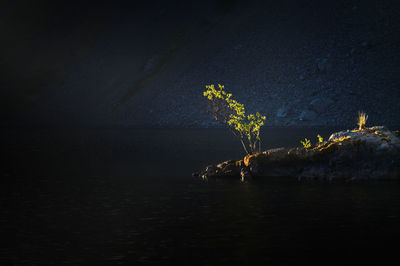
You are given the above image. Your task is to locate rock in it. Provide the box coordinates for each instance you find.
[204,164,217,177]
[316,58,329,73]
[143,55,159,73]
[378,142,390,150]
[328,130,363,141]
[196,160,241,179]
[216,160,235,169]
[192,172,200,177]
[309,98,334,113]
[195,126,400,181]
[244,148,304,177]
[216,160,241,177]
[329,126,400,146]
[257,128,400,180]
[299,109,317,121]
[276,107,288,118]
[240,166,252,182]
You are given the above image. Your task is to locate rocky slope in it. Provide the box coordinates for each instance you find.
[2,0,400,128]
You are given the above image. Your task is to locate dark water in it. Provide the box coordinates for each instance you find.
[2,128,400,265]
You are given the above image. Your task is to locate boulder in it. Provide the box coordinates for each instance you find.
[299,109,318,121]
[316,57,331,73]
[276,107,288,118]
[309,98,334,113]
[329,126,400,147]
[197,160,241,179]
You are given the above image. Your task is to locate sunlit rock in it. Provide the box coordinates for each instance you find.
[195,126,400,181]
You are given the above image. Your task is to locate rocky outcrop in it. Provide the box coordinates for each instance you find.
[195,126,400,181]
[193,160,242,179]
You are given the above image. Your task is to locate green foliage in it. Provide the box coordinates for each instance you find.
[300,135,323,149]
[317,134,324,146]
[203,84,266,155]
[300,138,311,149]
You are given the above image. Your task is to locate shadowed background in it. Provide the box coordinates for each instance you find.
[2,0,400,128]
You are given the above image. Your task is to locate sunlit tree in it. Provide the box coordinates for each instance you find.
[203,84,266,155]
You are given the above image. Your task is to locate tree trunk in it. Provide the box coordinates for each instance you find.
[240,137,250,155]
[229,128,250,155]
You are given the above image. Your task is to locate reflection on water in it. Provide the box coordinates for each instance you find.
[2,128,400,265]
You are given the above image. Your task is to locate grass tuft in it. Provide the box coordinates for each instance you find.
[357,111,368,130]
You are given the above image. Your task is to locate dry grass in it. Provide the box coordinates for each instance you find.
[357,111,368,130]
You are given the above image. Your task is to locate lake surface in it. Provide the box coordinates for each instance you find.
[2,128,400,265]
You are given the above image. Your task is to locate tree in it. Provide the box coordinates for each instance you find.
[203,84,266,155]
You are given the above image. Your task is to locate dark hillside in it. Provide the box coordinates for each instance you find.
[2,0,400,128]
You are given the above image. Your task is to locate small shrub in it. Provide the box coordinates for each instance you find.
[203,84,266,155]
[357,111,368,130]
[300,138,311,149]
[317,134,324,146]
